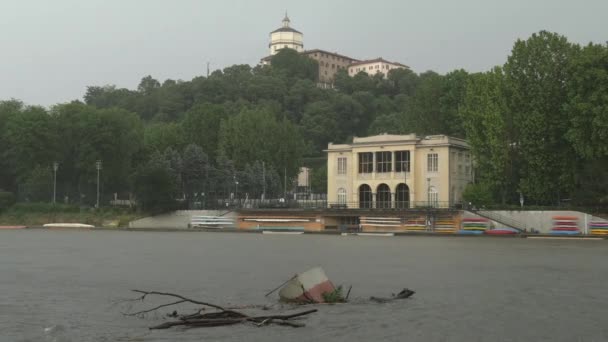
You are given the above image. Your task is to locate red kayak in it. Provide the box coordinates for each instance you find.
[485,228,518,235]
[551,227,580,231]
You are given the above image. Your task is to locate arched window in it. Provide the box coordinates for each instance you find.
[396,183,410,209]
[359,184,372,209]
[428,186,438,207]
[337,188,347,205]
[376,184,391,209]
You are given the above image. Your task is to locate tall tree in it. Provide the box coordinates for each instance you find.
[504,31,578,204]
[460,68,516,203]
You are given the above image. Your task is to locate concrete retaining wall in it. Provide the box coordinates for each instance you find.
[129,210,236,229]
[482,210,607,234]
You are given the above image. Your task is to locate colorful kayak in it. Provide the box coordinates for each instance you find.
[457,230,484,235]
[0,226,26,229]
[550,230,581,235]
[278,267,336,303]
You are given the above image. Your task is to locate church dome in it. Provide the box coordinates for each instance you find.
[269,13,304,55]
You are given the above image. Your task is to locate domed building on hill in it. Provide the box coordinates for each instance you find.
[261,13,408,87]
[269,13,304,55]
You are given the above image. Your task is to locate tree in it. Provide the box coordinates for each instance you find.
[402,71,445,135]
[181,103,225,161]
[270,49,318,82]
[504,31,578,204]
[460,68,516,204]
[144,122,186,154]
[182,144,209,203]
[133,153,178,213]
[0,99,24,191]
[4,105,58,183]
[565,43,608,159]
[218,108,304,180]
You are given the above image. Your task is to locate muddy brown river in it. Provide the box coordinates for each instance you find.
[1,230,607,341]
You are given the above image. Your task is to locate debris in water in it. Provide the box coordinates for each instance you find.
[277,266,337,303]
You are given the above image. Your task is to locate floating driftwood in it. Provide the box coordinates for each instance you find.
[123,268,415,332]
[123,290,317,329]
[370,288,416,303]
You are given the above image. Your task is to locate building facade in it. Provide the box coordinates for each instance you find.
[269,13,304,56]
[325,134,472,209]
[348,58,409,78]
[301,49,359,84]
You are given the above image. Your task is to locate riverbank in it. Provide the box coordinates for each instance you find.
[20,226,608,240]
[0,203,141,228]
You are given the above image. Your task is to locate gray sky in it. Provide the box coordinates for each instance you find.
[1,0,606,106]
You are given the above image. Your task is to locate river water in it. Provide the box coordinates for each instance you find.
[1,230,607,342]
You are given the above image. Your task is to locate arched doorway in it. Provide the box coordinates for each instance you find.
[376,184,391,209]
[359,184,372,209]
[396,183,410,209]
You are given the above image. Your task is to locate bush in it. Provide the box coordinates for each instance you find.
[462,182,494,207]
[0,191,16,211]
[9,202,81,213]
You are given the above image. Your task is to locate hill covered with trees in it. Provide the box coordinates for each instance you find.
[0,31,606,212]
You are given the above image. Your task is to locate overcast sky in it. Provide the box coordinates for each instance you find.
[1,0,606,106]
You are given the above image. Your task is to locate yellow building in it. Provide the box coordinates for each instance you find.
[325,134,472,209]
[268,13,304,56]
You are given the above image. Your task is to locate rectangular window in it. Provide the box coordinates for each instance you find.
[395,151,410,172]
[375,151,392,173]
[358,152,373,173]
[337,157,347,175]
[427,153,438,172]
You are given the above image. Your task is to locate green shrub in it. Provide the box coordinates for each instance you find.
[462,182,494,207]
[10,202,80,213]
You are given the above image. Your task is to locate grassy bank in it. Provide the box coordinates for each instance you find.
[0,203,142,227]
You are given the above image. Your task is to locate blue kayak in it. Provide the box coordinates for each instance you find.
[457,230,484,235]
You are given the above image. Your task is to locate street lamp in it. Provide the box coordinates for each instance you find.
[95,160,102,208]
[233,174,239,203]
[52,162,59,204]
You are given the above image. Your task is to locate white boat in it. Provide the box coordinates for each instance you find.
[357,232,395,237]
[43,223,94,229]
[190,216,234,229]
[278,267,336,303]
[262,231,304,235]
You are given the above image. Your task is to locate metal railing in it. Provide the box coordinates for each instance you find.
[234,200,457,210]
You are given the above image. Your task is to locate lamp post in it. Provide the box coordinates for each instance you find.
[52,162,59,204]
[95,160,102,208]
[233,174,239,205]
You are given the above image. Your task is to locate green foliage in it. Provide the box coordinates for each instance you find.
[271,49,319,82]
[310,164,327,194]
[1,31,607,210]
[504,31,577,204]
[460,68,515,203]
[0,191,16,211]
[133,153,179,213]
[218,108,304,180]
[462,183,495,207]
[21,165,53,202]
[321,286,346,303]
[565,43,608,159]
